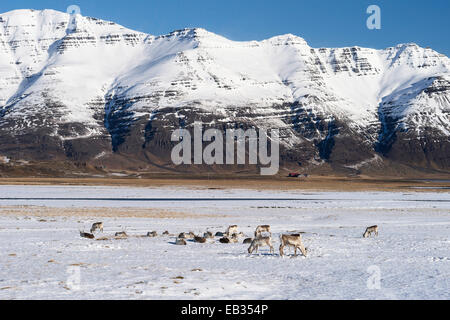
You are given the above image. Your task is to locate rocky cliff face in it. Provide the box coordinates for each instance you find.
[0,9,449,176]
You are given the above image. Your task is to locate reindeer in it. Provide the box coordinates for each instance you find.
[219,236,239,244]
[178,232,195,239]
[176,238,187,246]
[254,225,271,238]
[80,231,95,239]
[115,231,128,238]
[226,225,238,237]
[363,226,379,238]
[279,234,307,257]
[219,237,231,244]
[194,236,207,243]
[203,231,214,239]
[248,236,274,255]
[90,222,104,234]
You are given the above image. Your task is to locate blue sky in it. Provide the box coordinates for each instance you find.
[1,0,449,55]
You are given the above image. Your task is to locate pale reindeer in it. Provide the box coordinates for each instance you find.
[226,225,238,237]
[178,232,195,239]
[90,222,104,234]
[248,236,274,255]
[363,226,379,238]
[115,231,128,238]
[279,234,307,257]
[176,238,187,246]
[203,231,214,239]
[254,225,271,238]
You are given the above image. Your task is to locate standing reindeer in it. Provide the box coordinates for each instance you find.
[90,222,104,234]
[279,234,307,257]
[226,225,238,237]
[254,225,271,238]
[248,236,274,255]
[363,226,379,238]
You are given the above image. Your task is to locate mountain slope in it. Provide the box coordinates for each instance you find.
[0,9,449,175]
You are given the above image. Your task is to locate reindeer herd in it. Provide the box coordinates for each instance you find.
[80,222,379,258]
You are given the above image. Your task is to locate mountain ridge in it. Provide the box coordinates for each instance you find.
[0,9,449,176]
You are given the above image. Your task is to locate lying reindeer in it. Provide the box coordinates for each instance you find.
[279,234,307,257]
[248,236,274,255]
[203,231,214,239]
[178,232,195,239]
[194,236,207,243]
[90,222,104,234]
[80,231,95,239]
[115,231,128,238]
[254,225,271,238]
[219,236,239,243]
[363,226,379,238]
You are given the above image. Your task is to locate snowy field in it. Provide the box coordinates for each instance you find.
[0,185,449,300]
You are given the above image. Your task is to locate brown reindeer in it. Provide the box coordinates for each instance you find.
[279,234,307,257]
[194,236,207,243]
[219,236,238,244]
[219,237,231,244]
[363,226,379,238]
[80,231,95,239]
[248,236,274,255]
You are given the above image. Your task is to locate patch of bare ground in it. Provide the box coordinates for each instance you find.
[0,175,448,192]
[0,206,222,219]
[0,287,14,290]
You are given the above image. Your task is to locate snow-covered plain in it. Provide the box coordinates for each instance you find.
[0,185,449,300]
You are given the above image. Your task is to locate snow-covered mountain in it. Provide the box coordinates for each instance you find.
[0,9,449,175]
